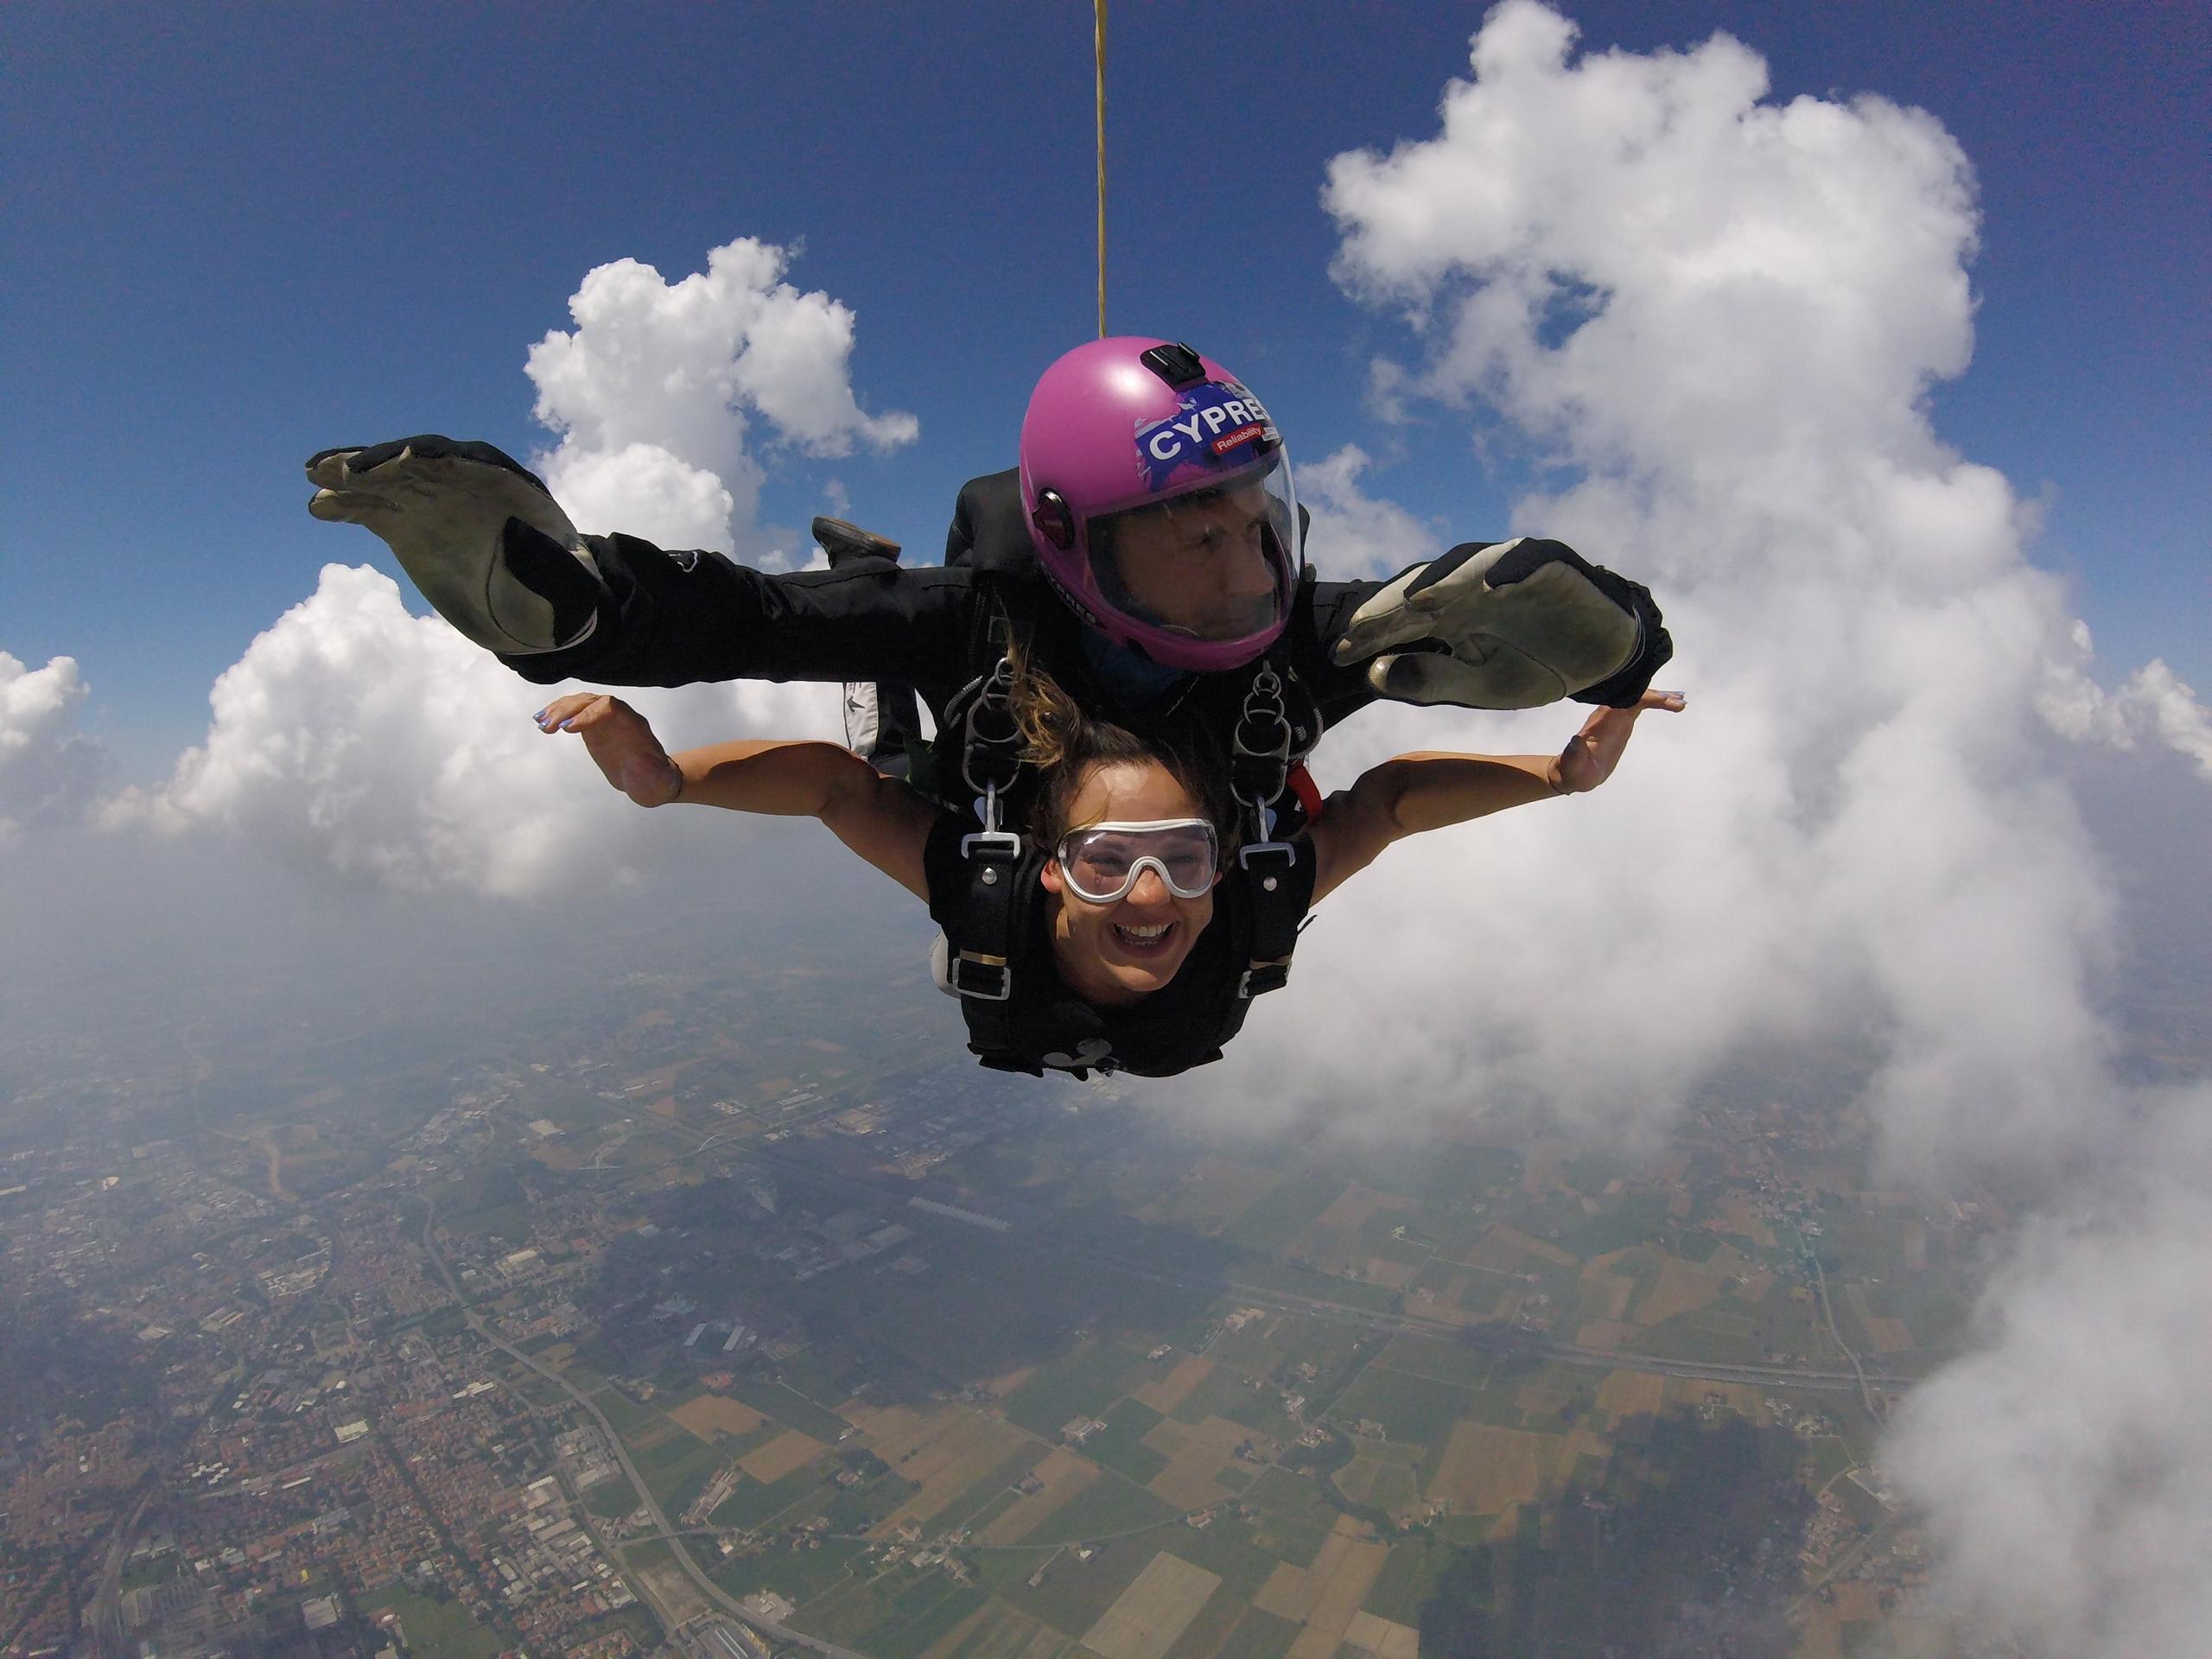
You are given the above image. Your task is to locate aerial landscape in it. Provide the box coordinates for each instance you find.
[18,900,2183,1659]
[6,3,2205,1657]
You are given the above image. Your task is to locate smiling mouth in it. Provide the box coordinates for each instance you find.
[1111,920,1178,957]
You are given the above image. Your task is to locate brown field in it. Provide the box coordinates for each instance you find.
[1141,1413,1249,1510]
[1573,1319,1642,1351]
[646,1096,677,1118]
[1344,1611,1421,1659]
[669,1395,767,1442]
[1132,1355,1212,1414]
[920,1600,1071,1659]
[1286,1524,1390,1659]
[1256,1515,1370,1622]
[1596,1370,1668,1422]
[1363,1257,1419,1291]
[1865,1316,1915,1353]
[1078,1550,1222,1659]
[1317,1183,1415,1232]
[737,1429,829,1484]
[1579,1269,1635,1321]
[1666,1188,1694,1217]
[982,1363,1037,1399]
[1635,1258,1728,1325]
[624,1061,684,1093]
[1463,1224,1577,1273]
[625,1414,687,1453]
[1714,1197,1778,1248]
[756,1076,797,1096]
[1138,1157,1281,1230]
[839,1399,924,1440]
[869,1411,1032,1535]
[1732,1267,1776,1301]
[979,1448,1099,1543]
[1427,1423,1553,1513]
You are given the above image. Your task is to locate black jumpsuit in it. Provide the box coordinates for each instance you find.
[500,470,1669,754]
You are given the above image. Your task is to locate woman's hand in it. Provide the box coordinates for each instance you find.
[1550,688,1685,794]
[536,693,684,807]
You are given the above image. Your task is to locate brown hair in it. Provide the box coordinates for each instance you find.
[1006,648,1236,850]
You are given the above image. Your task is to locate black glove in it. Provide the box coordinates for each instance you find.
[306,435,607,654]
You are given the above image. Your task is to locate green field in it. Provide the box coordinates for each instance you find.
[1001,1345,1131,1439]
[1219,1170,1346,1252]
[1024,1469,1179,1547]
[1330,1363,1474,1447]
[360,1586,505,1659]
[1082,1399,1169,1485]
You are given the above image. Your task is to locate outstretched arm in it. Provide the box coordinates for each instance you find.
[1306,689,1683,903]
[536,692,938,900]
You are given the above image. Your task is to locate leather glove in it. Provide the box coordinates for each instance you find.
[1332,537,1669,709]
[305,435,606,655]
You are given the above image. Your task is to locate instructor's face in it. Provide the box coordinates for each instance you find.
[1108,486,1280,640]
[1042,760,1217,1005]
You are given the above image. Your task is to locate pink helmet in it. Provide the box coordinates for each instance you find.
[1019,337,1301,671]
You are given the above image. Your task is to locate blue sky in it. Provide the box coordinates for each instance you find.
[4,0,2204,779]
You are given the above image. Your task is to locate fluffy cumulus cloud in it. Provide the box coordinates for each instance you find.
[111,232,906,893]
[1248,5,2209,1649]
[0,650,106,838]
[111,564,836,896]
[1885,1084,2212,1657]
[524,237,917,555]
[1298,445,1444,576]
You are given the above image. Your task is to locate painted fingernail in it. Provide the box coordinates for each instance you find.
[532,709,548,721]
[560,718,578,730]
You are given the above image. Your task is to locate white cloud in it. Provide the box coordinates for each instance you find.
[524,237,916,556]
[1256,0,2170,1173]
[1297,445,1444,577]
[1885,1084,2212,1659]
[0,650,105,838]
[1210,9,2210,1644]
[110,563,838,897]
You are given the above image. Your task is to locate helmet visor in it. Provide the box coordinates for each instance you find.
[1088,455,1299,645]
[1054,818,1221,904]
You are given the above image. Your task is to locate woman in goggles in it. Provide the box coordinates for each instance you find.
[537,662,1681,1071]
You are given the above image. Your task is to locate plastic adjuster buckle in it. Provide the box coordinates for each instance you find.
[1238,840,1298,878]
[1236,957,1293,1000]
[954,950,1013,1001]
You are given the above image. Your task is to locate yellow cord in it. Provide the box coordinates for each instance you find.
[1095,0,1108,337]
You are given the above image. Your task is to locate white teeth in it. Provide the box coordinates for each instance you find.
[1117,923,1171,941]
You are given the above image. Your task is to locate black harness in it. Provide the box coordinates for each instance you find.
[935,595,1323,1077]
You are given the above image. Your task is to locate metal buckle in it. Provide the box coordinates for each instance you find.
[953,951,1012,1001]
[960,829,1023,861]
[1238,840,1298,873]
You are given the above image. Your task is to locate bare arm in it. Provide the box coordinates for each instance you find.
[1306,689,1683,904]
[536,692,938,900]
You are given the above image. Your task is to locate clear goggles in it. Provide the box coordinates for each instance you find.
[1090,457,1299,643]
[1053,818,1221,904]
